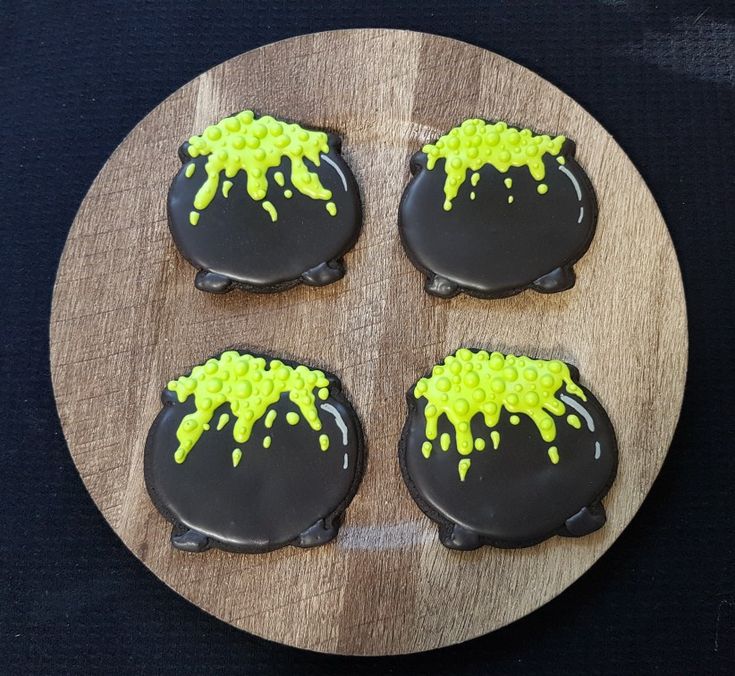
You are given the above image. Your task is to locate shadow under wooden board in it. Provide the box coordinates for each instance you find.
[50,29,687,655]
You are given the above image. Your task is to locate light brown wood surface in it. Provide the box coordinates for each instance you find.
[50,29,688,655]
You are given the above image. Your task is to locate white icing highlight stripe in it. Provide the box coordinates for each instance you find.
[321,154,348,192]
[320,403,348,445]
[560,393,595,432]
[595,441,601,460]
[343,453,349,470]
[559,164,582,201]
[578,206,584,223]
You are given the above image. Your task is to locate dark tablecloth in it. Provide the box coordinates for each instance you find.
[2,1,733,672]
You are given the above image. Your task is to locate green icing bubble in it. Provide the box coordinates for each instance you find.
[422,119,565,211]
[414,349,586,479]
[186,111,333,223]
[167,351,331,464]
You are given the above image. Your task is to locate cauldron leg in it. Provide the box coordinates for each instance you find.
[195,270,233,294]
[560,503,606,537]
[531,266,576,293]
[296,518,339,547]
[171,527,210,552]
[438,523,482,550]
[425,275,459,298]
[301,260,345,286]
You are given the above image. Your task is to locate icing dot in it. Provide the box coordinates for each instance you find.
[440,433,451,451]
[326,202,337,216]
[263,435,272,449]
[422,441,433,458]
[567,414,582,429]
[537,183,549,195]
[189,211,200,225]
[510,415,520,425]
[318,387,329,400]
[286,412,300,425]
[548,446,560,464]
[232,448,242,467]
[507,195,514,204]
[319,434,329,451]
[491,431,500,449]
[474,438,486,451]
[458,458,471,481]
[222,180,233,198]
[185,163,196,178]
[284,189,293,198]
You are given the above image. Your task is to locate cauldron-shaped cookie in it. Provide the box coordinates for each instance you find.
[145,350,364,553]
[399,349,617,550]
[168,110,362,294]
[399,119,597,299]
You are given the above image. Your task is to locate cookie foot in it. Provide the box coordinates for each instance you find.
[171,527,210,552]
[296,518,339,547]
[561,503,606,537]
[195,270,233,294]
[301,260,345,286]
[438,523,482,550]
[425,275,459,298]
[531,266,576,293]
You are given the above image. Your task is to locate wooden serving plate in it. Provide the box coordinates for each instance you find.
[50,29,687,655]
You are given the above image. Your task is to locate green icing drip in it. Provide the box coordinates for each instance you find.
[458,458,471,482]
[414,349,586,479]
[274,171,285,187]
[265,409,277,429]
[222,180,233,198]
[567,414,582,429]
[326,201,337,216]
[422,119,565,211]
[421,441,432,458]
[263,435,272,449]
[440,433,451,451]
[167,351,330,464]
[232,448,242,467]
[216,413,230,431]
[548,446,559,464]
[319,434,330,451]
[185,110,333,224]
[185,163,196,178]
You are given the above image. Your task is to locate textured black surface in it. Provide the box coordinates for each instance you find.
[2,1,734,672]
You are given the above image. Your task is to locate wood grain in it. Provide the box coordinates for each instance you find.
[49,29,687,655]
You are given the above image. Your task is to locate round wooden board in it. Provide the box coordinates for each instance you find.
[50,29,687,655]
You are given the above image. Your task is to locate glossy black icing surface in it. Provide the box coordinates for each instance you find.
[145,365,364,554]
[168,136,362,293]
[399,371,617,550]
[399,142,597,298]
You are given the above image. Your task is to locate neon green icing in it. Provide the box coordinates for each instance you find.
[458,458,471,481]
[262,200,277,222]
[474,438,485,451]
[557,156,566,165]
[318,387,329,400]
[319,434,330,451]
[440,433,451,451]
[185,110,333,224]
[286,412,300,425]
[470,172,480,187]
[274,171,285,187]
[263,435,272,449]
[567,414,582,429]
[232,448,242,467]
[284,189,293,199]
[185,163,196,178]
[265,409,277,429]
[510,415,520,425]
[168,351,331,464]
[504,177,513,189]
[548,446,559,464]
[470,191,476,201]
[222,180,233,198]
[421,441,432,458]
[326,201,337,216]
[490,430,500,450]
[414,349,586,479]
[216,413,230,431]
[537,183,548,195]
[189,211,200,225]
[507,195,514,205]
[422,119,565,210]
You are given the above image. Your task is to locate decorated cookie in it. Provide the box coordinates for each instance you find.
[399,349,617,550]
[399,119,597,298]
[168,110,362,294]
[145,350,364,553]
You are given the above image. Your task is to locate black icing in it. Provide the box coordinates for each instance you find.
[167,128,362,294]
[144,353,365,554]
[399,358,618,550]
[398,139,598,299]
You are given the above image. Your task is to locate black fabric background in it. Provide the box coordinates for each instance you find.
[2,1,733,673]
